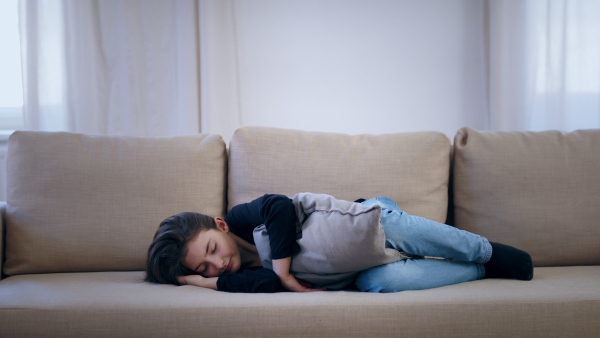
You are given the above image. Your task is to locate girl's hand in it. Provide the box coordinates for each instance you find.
[272,257,325,292]
[177,275,201,286]
[177,275,218,290]
[278,273,325,292]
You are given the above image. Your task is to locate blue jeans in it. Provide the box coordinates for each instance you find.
[355,197,491,293]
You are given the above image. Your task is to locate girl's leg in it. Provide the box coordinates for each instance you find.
[362,197,492,263]
[355,258,485,293]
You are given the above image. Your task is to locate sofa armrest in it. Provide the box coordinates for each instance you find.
[1,201,5,279]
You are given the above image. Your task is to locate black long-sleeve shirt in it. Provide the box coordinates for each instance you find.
[216,266,281,293]
[216,194,298,293]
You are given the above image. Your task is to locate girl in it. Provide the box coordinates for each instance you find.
[145,194,533,293]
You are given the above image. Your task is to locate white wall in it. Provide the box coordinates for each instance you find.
[202,0,489,142]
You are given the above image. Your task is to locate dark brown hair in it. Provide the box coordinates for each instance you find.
[145,212,217,285]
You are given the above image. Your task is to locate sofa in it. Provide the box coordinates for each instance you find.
[1,126,598,337]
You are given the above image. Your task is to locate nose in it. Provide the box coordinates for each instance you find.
[208,256,225,272]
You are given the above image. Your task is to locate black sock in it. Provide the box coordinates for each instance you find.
[485,242,534,281]
[484,262,510,279]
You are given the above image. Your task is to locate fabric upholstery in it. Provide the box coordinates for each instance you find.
[228,127,451,223]
[0,202,5,277]
[453,127,600,266]
[4,131,227,275]
[1,267,599,337]
[1,126,598,338]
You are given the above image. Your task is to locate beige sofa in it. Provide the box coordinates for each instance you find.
[1,126,599,337]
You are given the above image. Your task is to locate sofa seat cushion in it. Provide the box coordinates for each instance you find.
[1,267,599,337]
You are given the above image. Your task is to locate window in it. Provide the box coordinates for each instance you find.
[0,0,24,137]
[530,1,600,131]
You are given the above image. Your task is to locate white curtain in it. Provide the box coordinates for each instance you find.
[18,0,600,137]
[198,0,242,142]
[19,0,200,136]
[488,0,600,132]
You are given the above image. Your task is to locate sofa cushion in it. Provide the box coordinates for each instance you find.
[453,127,600,266]
[229,127,451,223]
[1,267,599,337]
[0,202,5,277]
[4,131,227,275]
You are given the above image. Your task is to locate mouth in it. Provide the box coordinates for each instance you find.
[224,260,232,273]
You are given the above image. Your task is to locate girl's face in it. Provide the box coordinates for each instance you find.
[182,218,241,277]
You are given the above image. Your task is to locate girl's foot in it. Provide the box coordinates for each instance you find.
[484,242,534,281]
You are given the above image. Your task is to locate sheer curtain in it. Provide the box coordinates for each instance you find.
[19,0,200,137]
[488,0,600,132]
[18,1,600,137]
[198,0,242,143]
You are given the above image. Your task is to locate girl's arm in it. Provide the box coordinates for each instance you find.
[225,194,298,260]
[179,268,283,293]
[177,275,218,290]
[259,196,324,291]
[227,194,323,292]
[273,257,325,292]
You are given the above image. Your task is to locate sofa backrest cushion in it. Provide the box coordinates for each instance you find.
[4,131,227,276]
[453,127,600,267]
[228,127,451,223]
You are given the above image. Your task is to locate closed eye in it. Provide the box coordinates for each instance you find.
[198,263,206,274]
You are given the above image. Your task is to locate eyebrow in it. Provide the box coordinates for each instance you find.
[194,238,210,272]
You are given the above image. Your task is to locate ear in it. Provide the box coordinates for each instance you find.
[214,217,229,232]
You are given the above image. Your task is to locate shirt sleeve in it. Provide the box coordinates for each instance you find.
[225,194,298,260]
[216,268,282,293]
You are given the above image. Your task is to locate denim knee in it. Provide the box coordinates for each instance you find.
[362,196,397,207]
